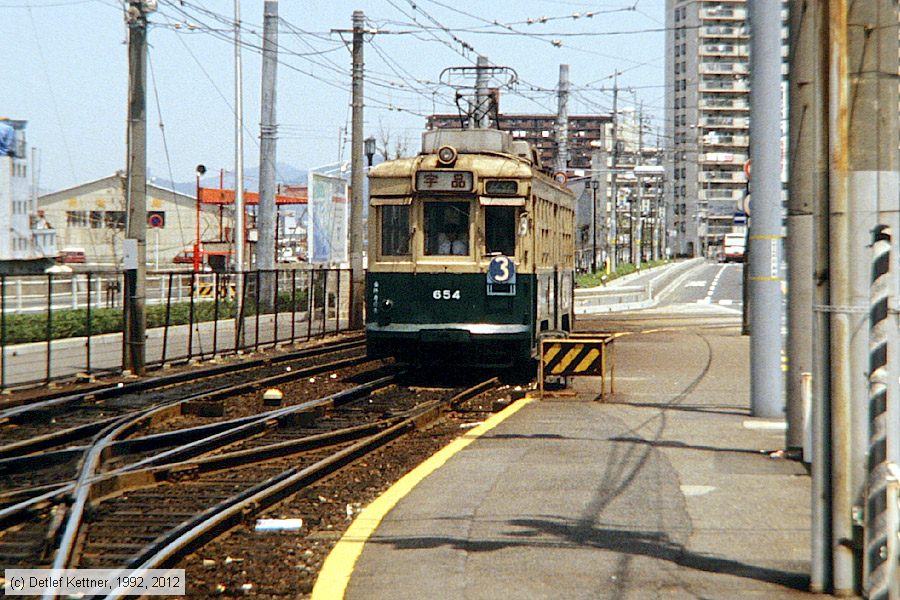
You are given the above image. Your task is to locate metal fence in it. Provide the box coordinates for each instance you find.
[0,268,353,390]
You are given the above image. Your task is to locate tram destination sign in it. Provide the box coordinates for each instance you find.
[415,170,473,192]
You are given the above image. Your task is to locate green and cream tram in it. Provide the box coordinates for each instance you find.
[365,128,575,367]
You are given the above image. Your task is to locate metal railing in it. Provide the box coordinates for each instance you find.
[0,267,353,390]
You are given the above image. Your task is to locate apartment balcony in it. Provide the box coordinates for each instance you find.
[701,151,749,165]
[700,7,747,21]
[699,97,750,111]
[700,44,749,59]
[700,79,749,93]
[699,188,744,202]
[699,62,749,76]
[700,25,748,40]
[702,136,750,150]
[699,170,746,184]
[699,115,749,129]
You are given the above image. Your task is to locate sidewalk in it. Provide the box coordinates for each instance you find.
[321,325,830,599]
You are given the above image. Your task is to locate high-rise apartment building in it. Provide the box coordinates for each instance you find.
[666,0,750,257]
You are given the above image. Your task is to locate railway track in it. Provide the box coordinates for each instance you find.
[0,357,393,527]
[0,336,366,457]
[0,362,501,598]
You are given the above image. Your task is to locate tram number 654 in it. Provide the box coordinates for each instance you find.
[433,289,461,300]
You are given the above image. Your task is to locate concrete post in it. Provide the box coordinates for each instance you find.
[348,10,366,330]
[555,64,569,175]
[748,0,784,418]
[786,0,816,452]
[257,0,278,310]
[124,0,148,375]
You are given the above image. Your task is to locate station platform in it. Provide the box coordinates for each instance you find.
[313,326,832,599]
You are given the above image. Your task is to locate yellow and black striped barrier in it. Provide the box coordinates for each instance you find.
[194,282,236,299]
[539,334,616,401]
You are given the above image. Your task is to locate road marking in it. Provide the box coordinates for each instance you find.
[742,419,787,431]
[704,265,727,304]
[718,299,733,306]
[681,485,717,497]
[685,281,708,288]
[310,397,534,600]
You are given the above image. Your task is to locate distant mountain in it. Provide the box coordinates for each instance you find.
[150,162,310,194]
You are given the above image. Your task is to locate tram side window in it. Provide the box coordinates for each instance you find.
[424,201,470,255]
[484,206,516,255]
[380,205,411,256]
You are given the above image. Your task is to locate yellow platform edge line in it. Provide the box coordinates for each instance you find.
[310,396,535,600]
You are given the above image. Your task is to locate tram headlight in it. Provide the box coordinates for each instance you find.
[377,298,393,326]
[437,145,457,166]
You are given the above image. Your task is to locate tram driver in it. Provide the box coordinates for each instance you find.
[438,226,468,255]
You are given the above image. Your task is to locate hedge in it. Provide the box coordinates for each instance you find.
[2,288,313,345]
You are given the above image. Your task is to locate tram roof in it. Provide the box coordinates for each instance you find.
[369,152,535,180]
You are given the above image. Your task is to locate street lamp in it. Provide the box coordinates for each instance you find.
[364,136,376,167]
[590,179,599,273]
[194,164,207,273]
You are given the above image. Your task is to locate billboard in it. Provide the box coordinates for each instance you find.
[308,171,349,264]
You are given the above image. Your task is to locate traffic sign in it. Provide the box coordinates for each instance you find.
[743,159,752,180]
[148,213,164,228]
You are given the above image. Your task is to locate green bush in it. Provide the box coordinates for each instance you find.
[2,289,313,345]
[576,259,671,288]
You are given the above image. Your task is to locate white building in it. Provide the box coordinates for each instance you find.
[0,119,57,274]
[39,173,222,269]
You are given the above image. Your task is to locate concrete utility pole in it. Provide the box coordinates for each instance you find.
[474,55,489,128]
[748,0,784,419]
[234,0,246,348]
[609,72,619,272]
[852,1,900,597]
[348,10,366,330]
[786,0,817,453]
[827,1,855,593]
[555,64,570,175]
[591,149,608,273]
[793,0,832,592]
[257,0,278,310]
[124,0,151,376]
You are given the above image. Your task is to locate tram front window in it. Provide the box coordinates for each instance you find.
[425,201,470,256]
[380,205,411,256]
[485,206,516,255]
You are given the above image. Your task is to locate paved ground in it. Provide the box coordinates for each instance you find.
[0,310,345,388]
[339,325,833,599]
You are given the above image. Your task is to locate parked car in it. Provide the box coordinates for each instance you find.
[60,247,86,264]
[172,250,194,264]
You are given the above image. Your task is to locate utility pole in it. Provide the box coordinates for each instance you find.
[748,0,784,419]
[786,0,816,453]
[795,0,832,592]
[636,104,644,267]
[555,64,569,175]
[257,0,278,310]
[609,72,619,272]
[348,10,366,329]
[124,0,152,376]
[234,0,245,349]
[474,55,489,128]
[827,0,855,593]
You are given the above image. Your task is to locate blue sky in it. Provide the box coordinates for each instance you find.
[2,0,665,192]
